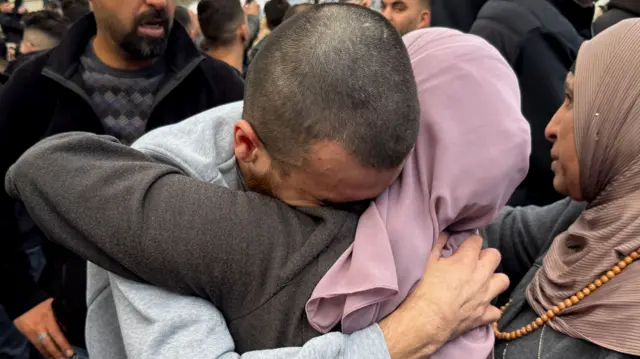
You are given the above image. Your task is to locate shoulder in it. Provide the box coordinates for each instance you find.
[473,0,542,33]
[194,56,244,103]
[132,101,243,183]
[1,50,52,99]
[197,56,244,85]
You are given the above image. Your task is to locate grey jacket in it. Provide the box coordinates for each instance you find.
[4,103,384,356]
[483,199,636,359]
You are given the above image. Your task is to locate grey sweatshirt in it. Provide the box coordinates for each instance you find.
[5,102,389,358]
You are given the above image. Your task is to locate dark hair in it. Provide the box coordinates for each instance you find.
[245,3,419,171]
[283,3,314,22]
[264,0,290,30]
[174,6,192,29]
[60,0,90,23]
[22,10,69,40]
[198,0,245,48]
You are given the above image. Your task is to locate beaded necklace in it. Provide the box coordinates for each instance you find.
[494,249,640,341]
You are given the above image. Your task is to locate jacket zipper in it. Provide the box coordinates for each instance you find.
[41,68,100,120]
[42,55,205,126]
[148,56,205,118]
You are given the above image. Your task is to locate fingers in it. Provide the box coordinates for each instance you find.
[452,234,483,262]
[27,333,52,359]
[38,332,65,359]
[478,247,502,273]
[46,318,74,358]
[477,305,502,327]
[427,232,449,263]
[486,273,510,302]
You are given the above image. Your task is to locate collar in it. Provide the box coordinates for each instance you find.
[44,13,205,79]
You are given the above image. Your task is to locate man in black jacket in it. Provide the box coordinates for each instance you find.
[470,0,592,207]
[0,0,244,357]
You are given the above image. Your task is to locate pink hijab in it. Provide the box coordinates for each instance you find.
[306,28,531,357]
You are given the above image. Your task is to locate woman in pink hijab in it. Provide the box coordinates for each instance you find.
[307,28,531,358]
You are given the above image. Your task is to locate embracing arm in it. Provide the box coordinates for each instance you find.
[481,198,585,287]
[110,274,391,359]
[5,132,326,309]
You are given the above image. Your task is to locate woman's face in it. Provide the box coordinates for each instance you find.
[545,72,582,200]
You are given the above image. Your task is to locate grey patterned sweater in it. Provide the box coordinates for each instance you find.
[79,43,165,145]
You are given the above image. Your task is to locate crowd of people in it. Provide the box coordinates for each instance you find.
[0,0,639,358]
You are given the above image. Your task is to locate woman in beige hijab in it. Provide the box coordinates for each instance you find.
[489,18,640,359]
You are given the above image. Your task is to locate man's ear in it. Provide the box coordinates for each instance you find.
[239,23,249,45]
[419,9,431,28]
[234,120,262,163]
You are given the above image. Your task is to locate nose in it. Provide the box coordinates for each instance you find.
[381,7,392,21]
[145,0,168,9]
[545,112,558,143]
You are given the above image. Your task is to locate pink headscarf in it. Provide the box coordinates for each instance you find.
[306,28,530,357]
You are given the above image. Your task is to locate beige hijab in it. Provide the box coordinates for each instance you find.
[527,18,640,355]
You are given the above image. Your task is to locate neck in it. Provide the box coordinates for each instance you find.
[206,43,244,73]
[92,32,155,70]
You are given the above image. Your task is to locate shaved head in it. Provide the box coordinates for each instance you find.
[244,3,419,172]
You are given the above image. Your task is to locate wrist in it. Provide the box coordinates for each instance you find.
[379,307,448,359]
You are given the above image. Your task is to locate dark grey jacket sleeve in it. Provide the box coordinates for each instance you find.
[5,132,329,313]
[481,198,585,290]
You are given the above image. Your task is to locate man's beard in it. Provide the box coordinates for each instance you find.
[119,9,171,60]
[244,167,280,199]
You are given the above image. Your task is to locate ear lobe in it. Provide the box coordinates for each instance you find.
[240,24,249,44]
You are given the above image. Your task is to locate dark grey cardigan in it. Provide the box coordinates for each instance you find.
[482,199,637,359]
[5,133,357,353]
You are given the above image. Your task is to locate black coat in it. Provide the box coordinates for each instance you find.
[594,0,640,35]
[0,14,244,347]
[470,0,590,207]
[430,0,488,32]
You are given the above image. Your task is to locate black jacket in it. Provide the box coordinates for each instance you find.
[430,0,488,32]
[0,14,244,348]
[4,50,41,75]
[594,0,640,35]
[470,0,589,207]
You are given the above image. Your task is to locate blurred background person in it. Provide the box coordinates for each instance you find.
[248,0,289,63]
[380,0,430,35]
[470,0,594,207]
[198,0,249,74]
[282,2,314,21]
[175,5,201,41]
[593,0,639,34]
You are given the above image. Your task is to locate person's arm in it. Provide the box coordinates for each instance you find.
[5,132,346,311]
[481,198,585,288]
[109,274,391,359]
[107,234,507,359]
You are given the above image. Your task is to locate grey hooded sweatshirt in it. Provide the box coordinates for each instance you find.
[5,102,391,358]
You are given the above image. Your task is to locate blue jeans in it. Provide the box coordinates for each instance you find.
[71,347,89,359]
[0,247,46,359]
